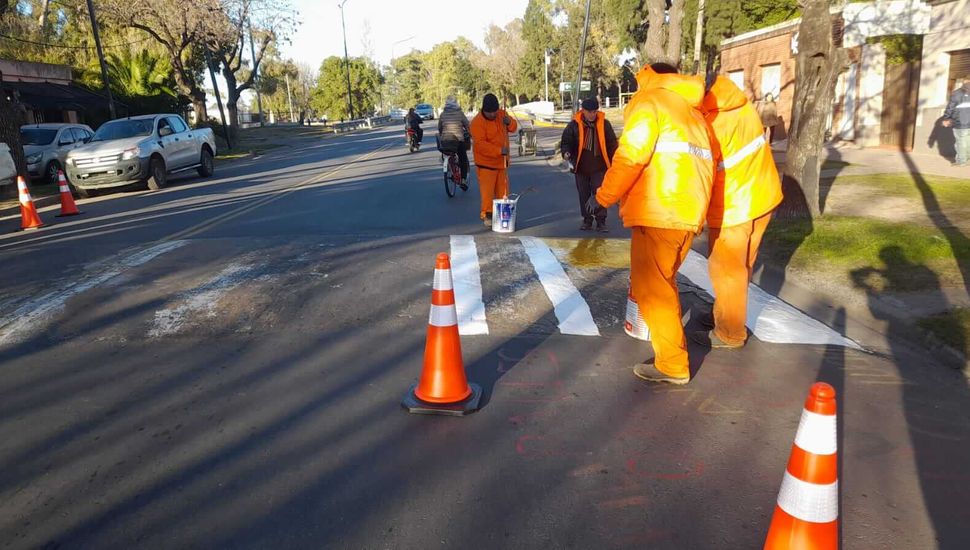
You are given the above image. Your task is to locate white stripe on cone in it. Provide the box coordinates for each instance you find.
[776,471,839,523]
[429,304,458,327]
[793,409,838,456]
[433,269,454,291]
[59,185,70,193]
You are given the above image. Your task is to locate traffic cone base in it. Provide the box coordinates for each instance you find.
[402,382,483,417]
[55,170,82,217]
[402,253,481,416]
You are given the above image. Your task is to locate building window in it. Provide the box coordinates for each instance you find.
[728,70,745,91]
[761,63,782,101]
[948,49,970,95]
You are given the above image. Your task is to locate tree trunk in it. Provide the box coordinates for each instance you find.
[777,0,846,219]
[0,94,28,180]
[665,0,685,67]
[644,0,666,64]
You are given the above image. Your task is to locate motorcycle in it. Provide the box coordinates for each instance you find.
[406,127,420,153]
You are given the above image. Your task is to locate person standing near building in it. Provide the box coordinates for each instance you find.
[694,75,783,350]
[561,98,618,232]
[942,78,970,166]
[588,63,715,385]
[470,93,518,226]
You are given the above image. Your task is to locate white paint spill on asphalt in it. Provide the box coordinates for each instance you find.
[149,262,259,337]
[0,240,188,346]
[518,236,600,337]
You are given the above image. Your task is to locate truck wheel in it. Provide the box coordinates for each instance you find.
[197,147,214,177]
[146,157,167,191]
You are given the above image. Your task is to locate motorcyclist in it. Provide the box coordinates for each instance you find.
[437,96,470,186]
[405,107,424,145]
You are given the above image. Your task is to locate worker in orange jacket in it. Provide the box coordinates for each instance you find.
[590,63,715,385]
[470,93,518,226]
[693,75,783,348]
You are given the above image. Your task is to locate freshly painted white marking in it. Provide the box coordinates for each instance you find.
[518,236,600,336]
[0,240,187,345]
[678,250,862,349]
[428,304,458,327]
[149,262,256,337]
[776,471,839,523]
[793,409,838,455]
[449,235,488,335]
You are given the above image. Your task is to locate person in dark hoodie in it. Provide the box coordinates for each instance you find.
[561,97,618,232]
[589,63,715,386]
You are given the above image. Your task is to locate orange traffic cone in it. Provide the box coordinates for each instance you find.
[764,382,839,549]
[402,252,482,416]
[55,170,81,217]
[17,176,45,230]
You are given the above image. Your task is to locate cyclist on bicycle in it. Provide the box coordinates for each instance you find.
[437,96,470,187]
[405,108,424,144]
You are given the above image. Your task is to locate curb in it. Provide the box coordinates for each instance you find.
[0,194,60,219]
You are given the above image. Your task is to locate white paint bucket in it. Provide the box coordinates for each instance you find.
[624,285,650,341]
[492,194,519,233]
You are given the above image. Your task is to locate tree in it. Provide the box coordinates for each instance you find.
[388,52,424,109]
[209,0,296,138]
[518,0,556,101]
[480,19,526,104]
[0,92,28,179]
[102,0,230,123]
[106,48,178,113]
[777,0,846,218]
[311,56,380,120]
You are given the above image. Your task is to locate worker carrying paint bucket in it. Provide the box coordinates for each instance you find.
[470,93,518,227]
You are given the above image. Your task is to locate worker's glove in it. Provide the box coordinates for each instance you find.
[503,115,512,126]
[585,195,601,216]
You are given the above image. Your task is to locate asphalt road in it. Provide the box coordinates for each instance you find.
[0,124,968,549]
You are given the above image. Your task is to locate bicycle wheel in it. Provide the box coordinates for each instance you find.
[444,171,457,197]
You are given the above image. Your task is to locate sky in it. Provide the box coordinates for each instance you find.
[280,0,530,69]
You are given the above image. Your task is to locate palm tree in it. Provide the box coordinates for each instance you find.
[106,48,177,101]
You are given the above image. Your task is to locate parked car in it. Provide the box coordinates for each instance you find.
[21,123,95,186]
[389,108,408,121]
[65,114,216,197]
[415,103,435,120]
[0,142,16,190]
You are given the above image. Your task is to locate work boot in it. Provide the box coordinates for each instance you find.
[484,213,492,227]
[688,329,744,349]
[633,361,690,385]
[596,221,609,233]
[580,220,593,231]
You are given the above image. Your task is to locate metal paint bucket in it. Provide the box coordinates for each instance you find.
[492,194,520,233]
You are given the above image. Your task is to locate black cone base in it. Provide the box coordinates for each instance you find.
[402,383,483,416]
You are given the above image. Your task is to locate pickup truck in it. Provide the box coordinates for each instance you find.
[65,114,216,197]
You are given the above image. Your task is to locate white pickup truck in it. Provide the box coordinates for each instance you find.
[65,114,216,197]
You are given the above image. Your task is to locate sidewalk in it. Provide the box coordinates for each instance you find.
[771,140,970,179]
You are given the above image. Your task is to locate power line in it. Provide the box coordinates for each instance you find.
[0,31,151,50]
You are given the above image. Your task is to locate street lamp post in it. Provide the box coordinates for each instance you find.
[573,0,592,113]
[338,0,355,120]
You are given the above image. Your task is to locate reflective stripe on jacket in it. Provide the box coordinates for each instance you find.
[702,76,783,228]
[470,109,518,170]
[596,66,715,232]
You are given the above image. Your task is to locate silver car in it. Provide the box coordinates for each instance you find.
[21,123,95,186]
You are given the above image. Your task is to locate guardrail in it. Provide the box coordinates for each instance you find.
[331,115,393,134]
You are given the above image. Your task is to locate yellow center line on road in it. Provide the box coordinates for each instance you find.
[165,142,393,242]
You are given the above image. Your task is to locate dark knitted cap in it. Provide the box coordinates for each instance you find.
[581,98,599,111]
[482,93,500,112]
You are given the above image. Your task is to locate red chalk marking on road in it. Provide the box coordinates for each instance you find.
[596,495,647,510]
[625,458,705,480]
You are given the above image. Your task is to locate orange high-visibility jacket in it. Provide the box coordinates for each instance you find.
[702,76,783,228]
[572,110,613,169]
[596,66,715,232]
[470,109,518,170]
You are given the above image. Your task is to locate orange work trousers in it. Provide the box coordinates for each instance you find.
[631,226,694,378]
[476,166,509,218]
[708,212,773,346]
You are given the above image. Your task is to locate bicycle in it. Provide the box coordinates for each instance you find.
[437,138,468,198]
